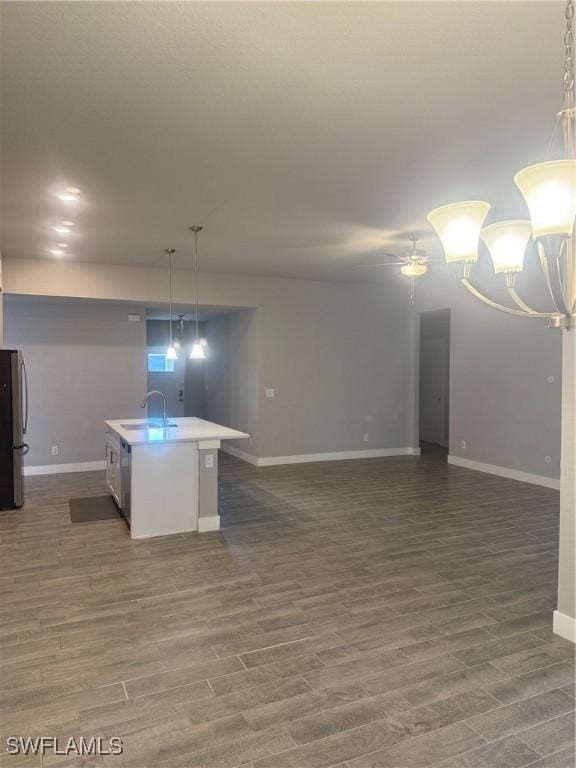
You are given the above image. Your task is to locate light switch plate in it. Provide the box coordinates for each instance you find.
[204,454,214,469]
[265,388,275,398]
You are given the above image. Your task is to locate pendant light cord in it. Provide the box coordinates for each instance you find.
[165,248,176,349]
[190,226,203,343]
[195,230,199,342]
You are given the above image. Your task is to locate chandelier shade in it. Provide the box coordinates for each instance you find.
[480,220,532,274]
[514,160,576,238]
[426,201,490,264]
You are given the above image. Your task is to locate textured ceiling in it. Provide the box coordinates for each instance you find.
[0,1,565,280]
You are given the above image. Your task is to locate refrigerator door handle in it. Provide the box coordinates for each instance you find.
[21,358,29,435]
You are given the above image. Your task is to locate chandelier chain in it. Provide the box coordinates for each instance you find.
[564,0,575,93]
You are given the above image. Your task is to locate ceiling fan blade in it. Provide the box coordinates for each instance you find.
[353,262,405,268]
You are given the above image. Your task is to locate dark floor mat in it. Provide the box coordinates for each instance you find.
[69,495,120,523]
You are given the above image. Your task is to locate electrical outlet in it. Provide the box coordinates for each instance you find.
[461,440,467,450]
[204,454,214,469]
[51,445,59,456]
[363,433,370,442]
[265,388,275,398]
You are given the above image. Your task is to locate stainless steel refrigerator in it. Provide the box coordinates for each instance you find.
[0,350,29,509]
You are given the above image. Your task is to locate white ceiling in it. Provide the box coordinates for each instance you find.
[0,1,565,281]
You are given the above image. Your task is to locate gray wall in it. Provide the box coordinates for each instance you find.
[204,310,260,456]
[4,297,147,466]
[415,265,562,479]
[256,281,413,458]
[204,284,416,462]
[3,257,562,477]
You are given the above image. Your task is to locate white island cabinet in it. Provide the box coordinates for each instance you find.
[104,417,249,539]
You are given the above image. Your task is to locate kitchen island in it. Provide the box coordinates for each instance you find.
[104,417,249,539]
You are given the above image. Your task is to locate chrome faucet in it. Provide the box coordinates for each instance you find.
[140,390,167,425]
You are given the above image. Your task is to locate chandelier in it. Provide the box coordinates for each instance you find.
[426,0,576,331]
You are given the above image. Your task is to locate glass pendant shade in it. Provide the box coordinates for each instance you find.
[514,160,576,238]
[480,220,532,274]
[427,201,491,263]
[166,346,178,360]
[189,342,206,360]
[400,263,427,277]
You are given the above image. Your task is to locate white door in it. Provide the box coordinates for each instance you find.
[420,337,448,446]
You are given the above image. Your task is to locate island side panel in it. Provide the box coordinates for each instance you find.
[130,441,199,539]
[198,445,219,532]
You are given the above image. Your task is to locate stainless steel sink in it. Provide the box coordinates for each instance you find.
[121,422,178,430]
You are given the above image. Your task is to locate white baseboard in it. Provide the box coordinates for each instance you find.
[447,455,560,490]
[553,610,576,643]
[24,460,106,476]
[223,446,420,467]
[258,447,420,466]
[197,515,221,533]
[220,445,260,466]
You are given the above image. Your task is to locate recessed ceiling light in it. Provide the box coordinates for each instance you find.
[61,220,75,227]
[52,226,70,234]
[49,248,64,256]
[56,243,69,248]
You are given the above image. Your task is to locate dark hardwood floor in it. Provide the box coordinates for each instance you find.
[0,452,574,767]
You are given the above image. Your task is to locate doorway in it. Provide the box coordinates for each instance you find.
[145,318,206,419]
[419,309,451,457]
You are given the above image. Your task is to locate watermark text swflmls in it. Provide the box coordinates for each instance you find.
[6,736,123,756]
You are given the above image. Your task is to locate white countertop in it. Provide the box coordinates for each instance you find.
[105,417,249,446]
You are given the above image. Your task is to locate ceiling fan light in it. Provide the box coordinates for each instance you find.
[189,342,206,360]
[481,220,532,274]
[400,263,427,277]
[514,160,576,239]
[427,201,490,263]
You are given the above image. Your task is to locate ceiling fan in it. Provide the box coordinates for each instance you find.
[354,233,435,303]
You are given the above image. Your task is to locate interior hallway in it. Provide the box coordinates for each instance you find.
[0,453,574,768]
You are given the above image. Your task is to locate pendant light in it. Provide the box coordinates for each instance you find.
[189,226,207,359]
[164,248,178,360]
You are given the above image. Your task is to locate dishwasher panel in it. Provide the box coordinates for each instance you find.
[120,440,131,526]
